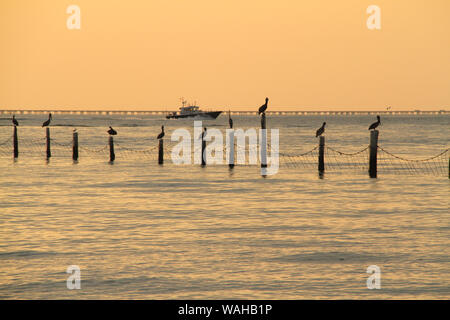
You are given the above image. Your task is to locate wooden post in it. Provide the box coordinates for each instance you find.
[109,136,115,162]
[228,112,234,169]
[13,126,18,158]
[228,130,235,169]
[318,136,325,174]
[72,131,79,161]
[369,130,379,178]
[46,127,51,159]
[260,112,267,168]
[158,139,164,165]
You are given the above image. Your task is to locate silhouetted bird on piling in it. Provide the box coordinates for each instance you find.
[258,97,269,115]
[316,122,326,137]
[201,127,207,140]
[12,115,19,126]
[107,126,117,135]
[368,115,381,130]
[42,113,52,127]
[228,110,233,128]
[157,125,165,139]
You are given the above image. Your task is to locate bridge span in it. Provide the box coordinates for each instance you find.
[0,109,448,116]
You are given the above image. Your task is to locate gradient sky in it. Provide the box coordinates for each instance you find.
[1,0,449,110]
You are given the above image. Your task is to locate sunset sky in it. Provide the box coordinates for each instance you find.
[0,0,449,111]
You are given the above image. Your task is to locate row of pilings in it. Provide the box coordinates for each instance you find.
[8,114,389,178]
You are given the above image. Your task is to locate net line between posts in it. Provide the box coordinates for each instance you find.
[324,146,370,172]
[0,130,448,177]
[377,146,448,176]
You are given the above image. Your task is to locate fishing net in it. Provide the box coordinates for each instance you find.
[0,132,448,177]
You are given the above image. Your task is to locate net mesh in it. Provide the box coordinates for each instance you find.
[377,146,448,176]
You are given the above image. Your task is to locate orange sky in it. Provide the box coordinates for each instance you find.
[0,0,449,111]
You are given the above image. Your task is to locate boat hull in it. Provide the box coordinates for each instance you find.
[166,111,222,119]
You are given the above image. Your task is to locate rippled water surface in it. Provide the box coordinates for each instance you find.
[0,114,448,299]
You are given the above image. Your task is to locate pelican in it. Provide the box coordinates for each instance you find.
[107,126,117,135]
[42,113,52,127]
[228,110,233,129]
[316,122,326,137]
[368,115,381,130]
[258,97,269,115]
[201,127,207,140]
[12,115,19,126]
[157,125,165,140]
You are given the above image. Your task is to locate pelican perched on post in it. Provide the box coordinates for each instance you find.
[201,127,207,140]
[368,115,381,130]
[228,110,233,129]
[316,122,326,137]
[157,125,165,139]
[258,97,269,115]
[12,115,19,126]
[107,126,117,135]
[42,113,52,127]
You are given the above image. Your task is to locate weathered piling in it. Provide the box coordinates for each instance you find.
[72,131,79,161]
[46,127,51,159]
[158,139,164,165]
[228,130,235,169]
[228,113,234,169]
[369,130,379,178]
[260,112,267,168]
[318,136,325,174]
[109,136,115,162]
[13,126,18,158]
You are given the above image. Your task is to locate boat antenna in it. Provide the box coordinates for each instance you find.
[180,97,187,107]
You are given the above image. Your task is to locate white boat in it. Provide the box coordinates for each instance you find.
[166,99,222,119]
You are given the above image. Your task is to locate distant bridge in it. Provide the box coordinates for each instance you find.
[0,109,448,116]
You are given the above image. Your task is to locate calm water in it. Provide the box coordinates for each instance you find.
[0,114,448,299]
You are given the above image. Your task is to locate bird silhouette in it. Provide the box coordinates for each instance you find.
[200,127,207,140]
[107,126,117,135]
[316,122,326,137]
[12,115,19,126]
[258,97,269,115]
[157,125,165,139]
[368,115,381,130]
[228,111,233,129]
[42,113,52,127]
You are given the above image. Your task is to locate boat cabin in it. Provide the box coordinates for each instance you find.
[179,105,200,114]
